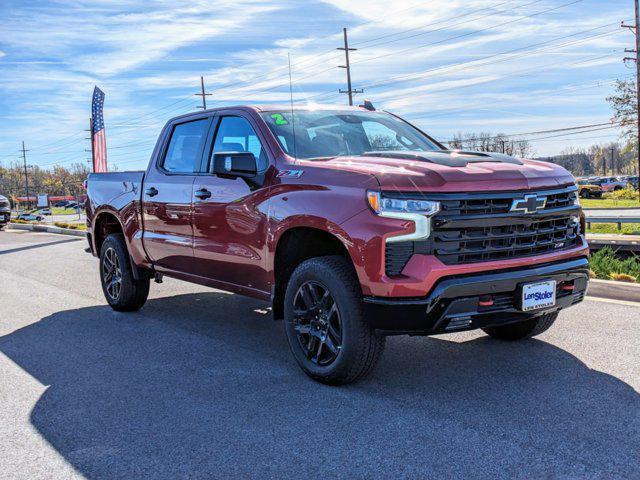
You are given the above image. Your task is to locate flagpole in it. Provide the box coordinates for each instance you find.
[89,116,95,173]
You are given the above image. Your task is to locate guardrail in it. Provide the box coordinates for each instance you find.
[585,215,640,230]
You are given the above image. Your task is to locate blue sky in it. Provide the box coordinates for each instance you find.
[0,0,633,170]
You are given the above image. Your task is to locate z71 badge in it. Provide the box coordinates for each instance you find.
[277,170,304,178]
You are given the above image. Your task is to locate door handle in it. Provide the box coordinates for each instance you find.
[145,187,159,197]
[194,188,212,200]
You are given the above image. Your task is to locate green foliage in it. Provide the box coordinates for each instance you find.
[589,248,640,283]
[587,223,640,235]
[603,186,640,201]
[581,197,640,208]
[606,79,637,144]
[54,221,84,230]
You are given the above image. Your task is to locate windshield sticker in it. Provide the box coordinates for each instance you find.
[270,113,289,125]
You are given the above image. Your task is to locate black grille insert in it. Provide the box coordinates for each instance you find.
[382,185,582,269]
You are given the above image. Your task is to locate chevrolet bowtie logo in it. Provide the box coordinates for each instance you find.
[510,194,547,214]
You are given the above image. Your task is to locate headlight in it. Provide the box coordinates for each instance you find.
[367,191,440,215]
[367,191,440,243]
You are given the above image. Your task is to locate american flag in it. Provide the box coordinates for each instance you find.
[92,86,107,172]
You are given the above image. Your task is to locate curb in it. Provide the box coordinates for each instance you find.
[8,222,86,238]
[5,223,639,304]
[583,207,640,211]
[588,279,640,304]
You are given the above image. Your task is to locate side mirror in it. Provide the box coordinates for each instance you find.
[212,151,257,179]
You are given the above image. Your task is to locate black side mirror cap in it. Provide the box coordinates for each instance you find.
[212,151,257,178]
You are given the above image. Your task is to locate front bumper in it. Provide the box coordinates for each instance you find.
[363,257,589,335]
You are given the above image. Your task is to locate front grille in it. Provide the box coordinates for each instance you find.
[383,185,581,273]
[433,215,580,265]
[0,201,9,209]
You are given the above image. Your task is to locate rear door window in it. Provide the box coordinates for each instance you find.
[162,119,210,173]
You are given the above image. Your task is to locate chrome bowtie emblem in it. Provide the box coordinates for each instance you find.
[510,194,547,214]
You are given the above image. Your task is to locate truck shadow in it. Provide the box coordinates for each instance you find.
[1,293,638,478]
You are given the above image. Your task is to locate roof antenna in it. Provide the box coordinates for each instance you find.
[288,52,298,163]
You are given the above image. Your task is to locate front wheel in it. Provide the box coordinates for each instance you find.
[99,233,150,311]
[482,311,559,341]
[284,256,385,385]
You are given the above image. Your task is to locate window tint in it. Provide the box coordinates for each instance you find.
[362,121,412,151]
[163,119,209,173]
[213,116,268,170]
[260,110,439,160]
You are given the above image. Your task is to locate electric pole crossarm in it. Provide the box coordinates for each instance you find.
[337,27,363,106]
[194,76,212,110]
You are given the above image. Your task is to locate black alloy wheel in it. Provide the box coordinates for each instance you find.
[292,280,343,366]
[102,246,122,301]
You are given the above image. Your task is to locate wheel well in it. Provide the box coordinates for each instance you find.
[94,212,124,255]
[272,227,353,320]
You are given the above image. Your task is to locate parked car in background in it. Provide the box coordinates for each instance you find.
[54,200,70,207]
[592,176,626,192]
[626,175,639,190]
[86,104,589,385]
[17,213,44,222]
[39,208,52,216]
[576,179,603,198]
[0,195,10,230]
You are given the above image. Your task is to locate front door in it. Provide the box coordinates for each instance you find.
[142,117,211,273]
[191,115,272,295]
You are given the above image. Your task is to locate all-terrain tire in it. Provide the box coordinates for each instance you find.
[482,311,559,341]
[284,255,386,385]
[99,233,150,312]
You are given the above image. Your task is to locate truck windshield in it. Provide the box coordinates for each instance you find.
[260,110,441,160]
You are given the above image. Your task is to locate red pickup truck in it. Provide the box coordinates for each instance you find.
[86,104,589,384]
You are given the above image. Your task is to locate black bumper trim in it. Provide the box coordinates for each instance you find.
[363,257,590,335]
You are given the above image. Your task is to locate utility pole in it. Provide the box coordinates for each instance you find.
[622,1,640,195]
[194,76,212,110]
[611,146,616,176]
[20,141,30,210]
[337,28,363,106]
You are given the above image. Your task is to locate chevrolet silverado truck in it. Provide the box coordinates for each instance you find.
[0,194,10,230]
[86,105,589,385]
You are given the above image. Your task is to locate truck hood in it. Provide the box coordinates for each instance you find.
[303,150,575,192]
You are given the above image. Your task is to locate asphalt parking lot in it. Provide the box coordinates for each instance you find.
[0,229,638,479]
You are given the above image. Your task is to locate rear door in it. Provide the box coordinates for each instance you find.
[191,113,272,295]
[142,116,212,273]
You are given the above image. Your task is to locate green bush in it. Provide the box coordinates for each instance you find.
[603,186,640,201]
[589,247,640,283]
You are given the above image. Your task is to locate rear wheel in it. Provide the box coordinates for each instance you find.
[99,233,150,311]
[579,189,591,199]
[482,311,559,341]
[284,256,385,385]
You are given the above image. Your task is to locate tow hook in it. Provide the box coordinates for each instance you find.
[154,272,164,284]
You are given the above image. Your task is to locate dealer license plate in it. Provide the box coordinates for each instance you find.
[521,280,556,312]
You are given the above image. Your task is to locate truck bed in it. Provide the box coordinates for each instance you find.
[87,171,145,209]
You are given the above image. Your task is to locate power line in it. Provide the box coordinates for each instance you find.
[354,0,547,51]
[350,0,585,68]
[309,22,622,101]
[446,122,622,141]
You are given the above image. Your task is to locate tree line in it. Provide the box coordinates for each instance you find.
[0,162,90,201]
